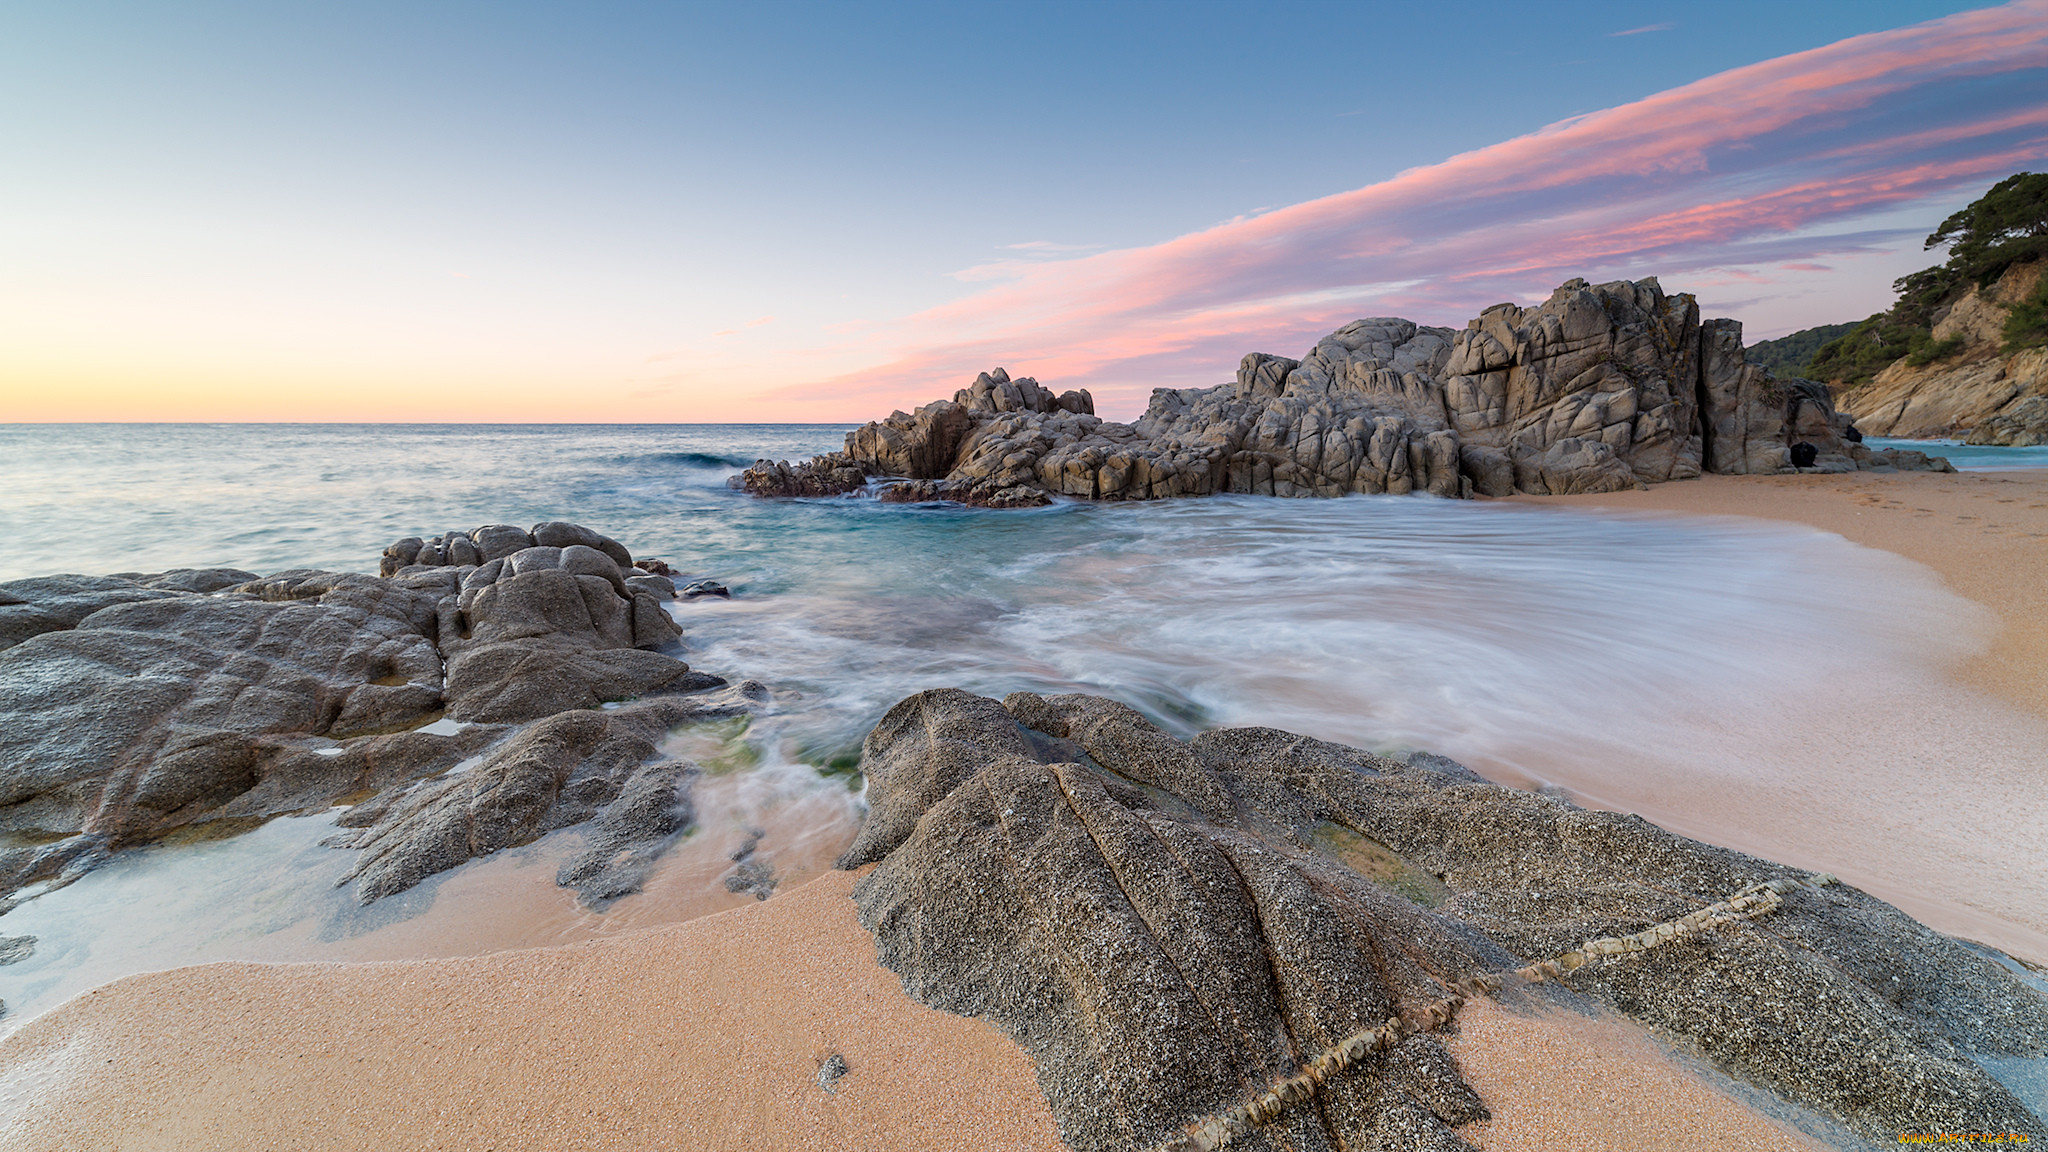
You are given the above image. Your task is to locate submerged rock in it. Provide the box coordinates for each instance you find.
[740,278,1949,508]
[843,688,2047,1149]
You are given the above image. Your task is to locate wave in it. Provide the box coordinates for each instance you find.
[638,451,757,469]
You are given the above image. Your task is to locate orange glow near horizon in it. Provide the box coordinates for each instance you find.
[5,2,2046,425]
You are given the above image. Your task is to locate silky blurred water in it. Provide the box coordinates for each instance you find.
[3,423,2045,1030]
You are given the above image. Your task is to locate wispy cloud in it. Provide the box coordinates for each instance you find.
[1609,23,1674,37]
[1002,240,1105,253]
[779,1,2048,417]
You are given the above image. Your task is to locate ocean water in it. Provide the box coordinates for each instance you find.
[3,423,2047,1029]
[1868,435,2048,471]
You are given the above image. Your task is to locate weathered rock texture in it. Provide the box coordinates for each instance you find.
[844,689,2046,1151]
[740,278,1948,506]
[0,570,253,650]
[328,688,760,905]
[1843,261,2048,443]
[0,523,739,909]
[1970,392,2048,446]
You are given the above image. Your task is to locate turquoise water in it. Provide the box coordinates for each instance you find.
[1868,436,2048,471]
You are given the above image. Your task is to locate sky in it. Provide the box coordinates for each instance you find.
[3,0,2045,422]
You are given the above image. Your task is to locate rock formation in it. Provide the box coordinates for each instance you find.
[1970,393,2048,446]
[844,688,2047,1150]
[1842,261,2048,443]
[739,277,1949,507]
[328,690,759,905]
[0,522,749,909]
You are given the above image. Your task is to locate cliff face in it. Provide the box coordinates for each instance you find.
[739,276,1949,506]
[1840,261,2048,444]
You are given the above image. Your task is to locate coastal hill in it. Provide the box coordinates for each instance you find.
[738,276,1949,509]
[1837,258,2048,444]
[1743,321,1857,379]
[1781,173,2048,446]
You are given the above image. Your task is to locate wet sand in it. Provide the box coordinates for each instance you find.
[1518,468,2048,726]
[0,869,1066,1152]
[0,867,1837,1152]
[1512,469,2048,964]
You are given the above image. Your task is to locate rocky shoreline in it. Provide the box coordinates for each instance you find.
[1,515,2043,1145]
[737,277,1952,509]
[0,521,761,916]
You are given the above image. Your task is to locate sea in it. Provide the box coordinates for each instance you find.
[1868,435,2048,470]
[2,424,2046,1033]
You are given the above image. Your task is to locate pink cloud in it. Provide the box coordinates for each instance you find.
[783,1,2048,419]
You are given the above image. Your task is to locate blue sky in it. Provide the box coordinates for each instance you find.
[2,1,2038,420]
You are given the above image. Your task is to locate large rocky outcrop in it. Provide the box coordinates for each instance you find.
[844,688,2046,1150]
[739,278,1948,506]
[379,522,690,723]
[1842,261,2048,443]
[0,523,743,909]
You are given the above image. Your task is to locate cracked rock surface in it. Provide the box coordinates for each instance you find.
[843,689,2046,1150]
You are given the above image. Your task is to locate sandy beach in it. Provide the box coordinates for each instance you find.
[0,869,1067,1152]
[3,470,2043,1150]
[0,867,1831,1152]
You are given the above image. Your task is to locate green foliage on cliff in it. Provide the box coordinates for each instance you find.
[1926,172,2048,288]
[1807,314,1936,386]
[1805,173,2046,386]
[1906,335,1966,366]
[2006,272,2048,354]
[1744,322,1858,378]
